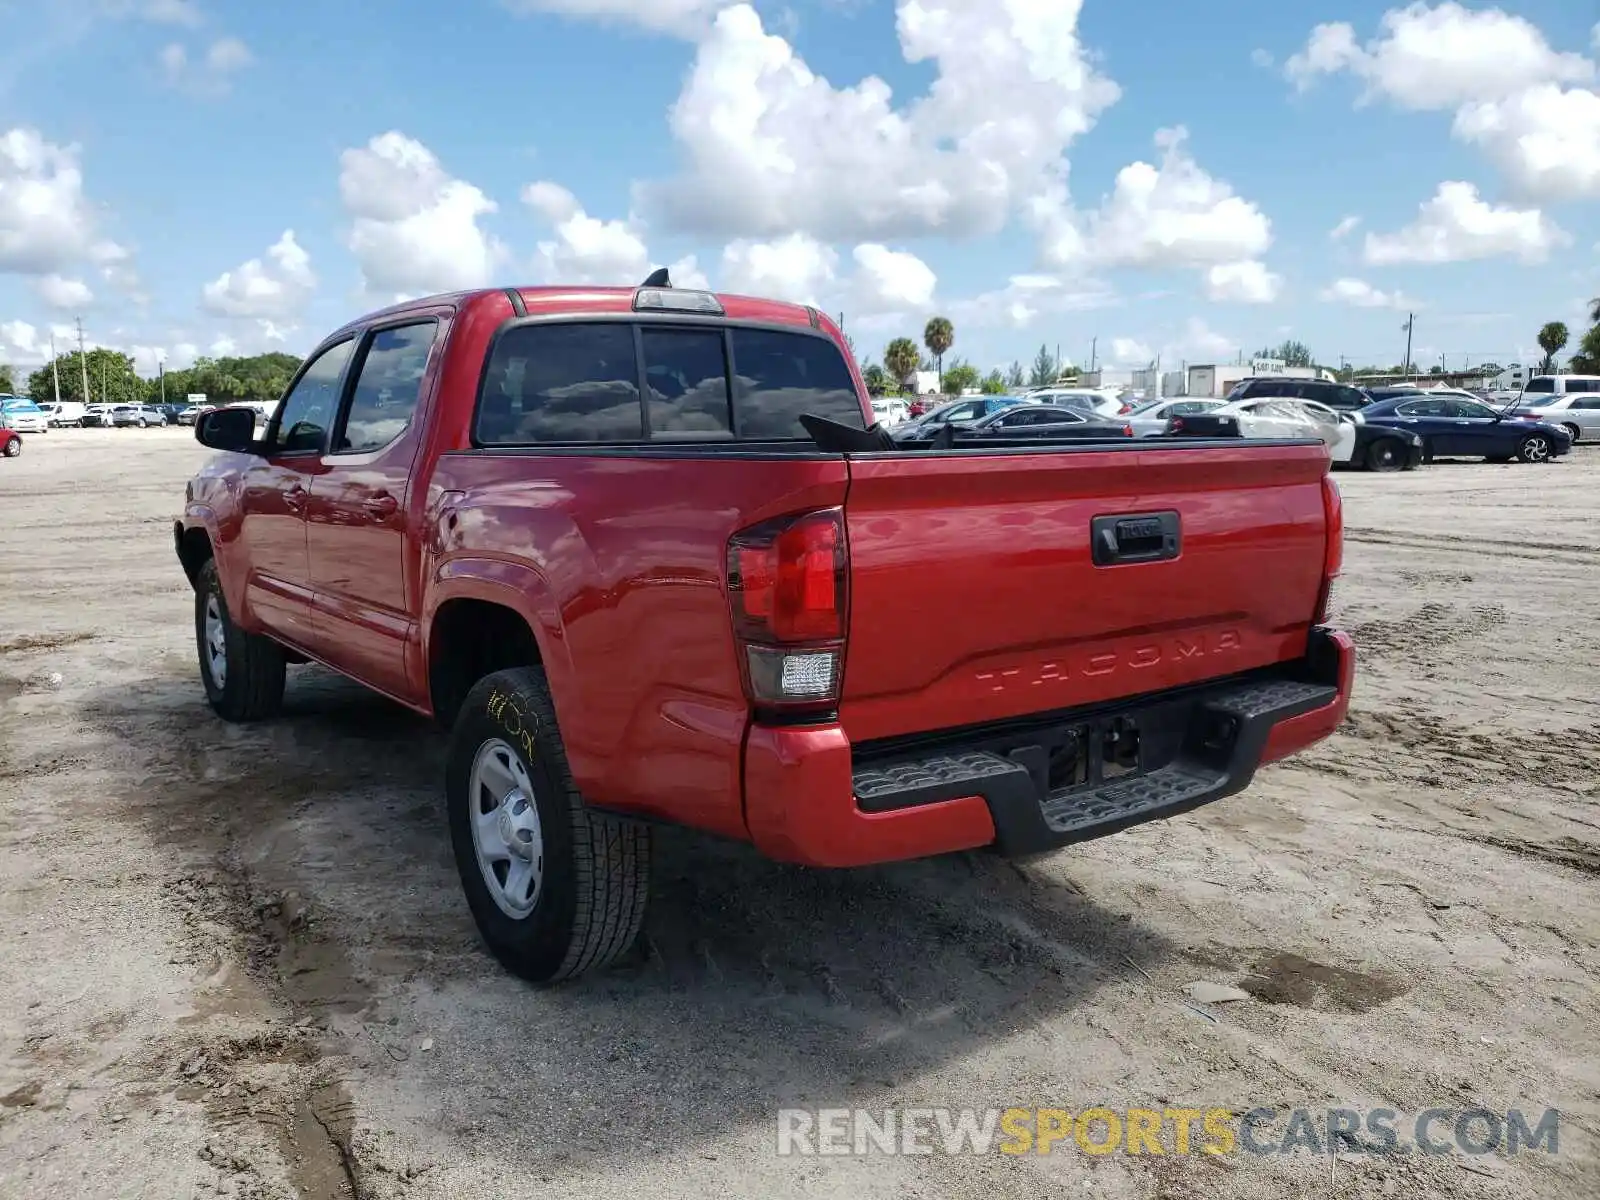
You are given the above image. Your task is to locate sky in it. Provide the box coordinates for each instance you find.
[0,0,1596,381]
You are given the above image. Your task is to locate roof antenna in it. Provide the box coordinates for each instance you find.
[641,267,671,288]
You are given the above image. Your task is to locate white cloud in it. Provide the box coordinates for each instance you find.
[1452,85,1600,202]
[850,244,936,314]
[639,1,1120,241]
[34,274,93,309]
[1204,260,1282,304]
[1363,181,1567,265]
[339,132,503,298]
[1034,127,1272,273]
[0,319,51,366]
[1164,317,1237,362]
[503,0,723,37]
[945,273,1118,331]
[201,230,316,319]
[0,128,128,282]
[1319,277,1416,309]
[1284,4,1600,200]
[1109,337,1153,365]
[522,181,707,289]
[720,233,838,306]
[1250,48,1274,69]
[1285,3,1593,108]
[1329,215,1361,239]
[159,36,252,94]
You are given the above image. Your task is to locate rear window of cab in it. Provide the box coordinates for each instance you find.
[473,321,866,445]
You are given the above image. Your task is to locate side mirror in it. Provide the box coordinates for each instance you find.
[195,406,258,452]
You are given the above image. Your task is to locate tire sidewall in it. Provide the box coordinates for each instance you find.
[2,438,18,457]
[1562,423,1580,444]
[1519,435,1550,463]
[446,669,583,982]
[1366,439,1401,471]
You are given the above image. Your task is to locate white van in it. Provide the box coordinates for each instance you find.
[1518,374,1600,401]
[41,401,88,427]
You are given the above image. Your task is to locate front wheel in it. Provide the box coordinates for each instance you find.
[195,558,286,720]
[446,667,651,984]
[1365,438,1406,472]
[1516,434,1552,464]
[1,438,19,457]
[1562,423,1580,444]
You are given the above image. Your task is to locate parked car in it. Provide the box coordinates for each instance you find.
[40,401,87,427]
[80,404,118,427]
[151,402,189,424]
[1027,387,1129,419]
[0,413,19,458]
[175,277,1354,985]
[1294,398,1424,472]
[1126,398,1226,437]
[889,395,1030,441]
[113,404,169,428]
[1507,383,1600,444]
[1516,374,1600,405]
[964,404,1133,439]
[177,404,211,426]
[868,396,909,427]
[1226,377,1374,412]
[0,398,49,433]
[1360,394,1571,463]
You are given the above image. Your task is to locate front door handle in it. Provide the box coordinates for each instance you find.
[362,493,399,518]
[283,483,307,513]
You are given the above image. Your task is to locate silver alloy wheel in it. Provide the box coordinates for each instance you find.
[204,594,227,687]
[1523,436,1551,463]
[1562,423,1580,444]
[469,738,545,919]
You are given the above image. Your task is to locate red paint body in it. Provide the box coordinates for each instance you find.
[179,286,1354,867]
[0,414,19,458]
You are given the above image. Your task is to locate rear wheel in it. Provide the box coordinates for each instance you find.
[1364,438,1405,472]
[446,667,651,984]
[195,558,286,720]
[1516,434,1553,464]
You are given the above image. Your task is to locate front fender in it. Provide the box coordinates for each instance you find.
[178,503,252,621]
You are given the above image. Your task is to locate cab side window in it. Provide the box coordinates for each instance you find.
[335,322,437,454]
[271,340,354,453]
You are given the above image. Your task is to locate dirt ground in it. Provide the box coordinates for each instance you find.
[1,426,1596,1200]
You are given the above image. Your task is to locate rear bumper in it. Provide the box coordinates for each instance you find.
[744,626,1355,868]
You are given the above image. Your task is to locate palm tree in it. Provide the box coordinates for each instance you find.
[923,317,954,391]
[1590,297,1600,325]
[884,337,920,389]
[1536,321,1569,374]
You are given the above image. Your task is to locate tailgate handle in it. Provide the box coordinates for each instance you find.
[1092,512,1180,566]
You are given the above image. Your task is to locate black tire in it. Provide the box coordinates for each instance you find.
[1364,438,1405,472]
[1562,423,1580,444]
[195,558,286,721]
[1516,434,1553,464]
[447,667,651,984]
[1,438,18,458]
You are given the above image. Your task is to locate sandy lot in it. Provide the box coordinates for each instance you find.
[1,426,1596,1199]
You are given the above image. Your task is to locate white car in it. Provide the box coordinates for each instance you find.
[1027,388,1128,420]
[0,399,49,434]
[869,396,910,426]
[1212,397,1358,462]
[1126,397,1225,437]
[1507,388,1600,444]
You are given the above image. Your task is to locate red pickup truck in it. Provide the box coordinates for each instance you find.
[175,278,1354,984]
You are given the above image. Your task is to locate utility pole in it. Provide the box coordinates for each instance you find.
[76,317,90,402]
[1089,337,1097,372]
[159,355,166,403]
[1401,312,1415,380]
[50,333,61,404]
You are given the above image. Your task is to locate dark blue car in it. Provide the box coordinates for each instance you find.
[1360,393,1570,464]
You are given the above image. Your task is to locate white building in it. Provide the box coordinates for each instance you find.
[1491,365,1529,392]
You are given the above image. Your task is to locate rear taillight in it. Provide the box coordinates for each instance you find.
[1121,423,1134,437]
[1316,473,1343,624]
[727,508,848,712]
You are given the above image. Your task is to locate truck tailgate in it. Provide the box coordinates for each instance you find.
[839,442,1332,743]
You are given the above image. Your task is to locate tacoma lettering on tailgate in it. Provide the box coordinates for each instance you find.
[975,630,1243,694]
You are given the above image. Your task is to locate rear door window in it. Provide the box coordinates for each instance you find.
[477,323,642,444]
[730,328,864,438]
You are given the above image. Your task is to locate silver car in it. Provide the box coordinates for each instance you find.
[1506,393,1600,444]
[1126,398,1225,437]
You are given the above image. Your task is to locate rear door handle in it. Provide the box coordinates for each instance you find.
[283,483,307,512]
[362,493,399,518]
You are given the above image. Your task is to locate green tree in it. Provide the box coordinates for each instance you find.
[0,364,14,394]
[862,363,889,394]
[1006,360,1024,388]
[1570,323,1600,375]
[884,337,920,386]
[980,369,1006,394]
[1254,340,1314,368]
[1028,344,1057,387]
[923,316,954,390]
[943,359,979,394]
[1536,321,1569,373]
[27,348,143,404]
